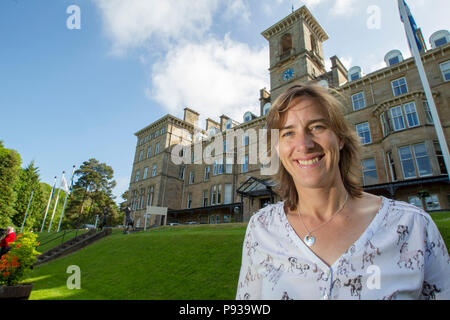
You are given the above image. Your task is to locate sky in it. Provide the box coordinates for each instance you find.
[1,0,449,203]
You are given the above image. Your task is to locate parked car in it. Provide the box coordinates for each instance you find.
[168,223,181,226]
[185,221,198,225]
[81,224,96,229]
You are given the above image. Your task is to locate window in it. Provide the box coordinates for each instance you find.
[263,103,271,116]
[189,171,195,184]
[399,143,432,179]
[390,106,406,131]
[423,101,433,124]
[350,73,360,81]
[440,61,450,82]
[434,37,448,47]
[280,33,292,57]
[147,146,152,158]
[388,56,400,66]
[356,122,371,145]
[143,167,149,180]
[386,151,397,182]
[362,158,378,185]
[425,194,440,210]
[138,150,144,161]
[211,186,217,205]
[380,113,389,137]
[225,157,233,174]
[204,166,210,181]
[131,190,138,210]
[155,143,160,154]
[187,193,192,209]
[408,196,423,209]
[147,186,154,206]
[223,140,228,153]
[225,119,232,130]
[179,166,185,180]
[403,102,419,127]
[243,133,249,146]
[224,184,232,204]
[243,112,252,123]
[151,164,157,177]
[434,141,448,174]
[202,190,208,207]
[399,146,416,179]
[413,143,432,177]
[217,185,222,204]
[135,170,140,182]
[155,130,159,138]
[138,188,145,209]
[144,135,148,143]
[161,127,165,135]
[351,92,366,111]
[391,77,408,96]
[242,154,249,173]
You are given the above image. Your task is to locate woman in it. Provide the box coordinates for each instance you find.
[236,84,449,300]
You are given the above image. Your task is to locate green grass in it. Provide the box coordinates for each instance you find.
[23,213,450,300]
[25,224,247,300]
[35,230,89,253]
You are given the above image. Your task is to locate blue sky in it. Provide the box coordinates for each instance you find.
[1,0,449,202]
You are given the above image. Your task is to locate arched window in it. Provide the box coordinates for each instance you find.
[262,103,271,116]
[348,66,362,82]
[280,33,292,57]
[384,50,403,67]
[430,30,449,49]
[243,111,253,123]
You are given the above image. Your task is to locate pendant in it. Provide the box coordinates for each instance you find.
[304,235,315,247]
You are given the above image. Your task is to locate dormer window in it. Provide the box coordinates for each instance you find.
[348,66,362,82]
[243,111,252,123]
[262,103,271,116]
[208,127,219,136]
[384,50,403,67]
[430,30,449,49]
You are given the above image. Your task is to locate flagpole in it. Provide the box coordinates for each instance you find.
[48,172,64,232]
[20,190,34,234]
[57,165,76,232]
[398,0,450,180]
[41,176,57,232]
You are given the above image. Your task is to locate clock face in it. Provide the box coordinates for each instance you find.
[282,68,295,81]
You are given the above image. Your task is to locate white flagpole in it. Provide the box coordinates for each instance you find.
[41,176,57,232]
[398,0,450,180]
[20,190,34,233]
[48,172,64,232]
[57,165,76,232]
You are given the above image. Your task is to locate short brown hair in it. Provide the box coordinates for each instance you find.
[266,83,363,210]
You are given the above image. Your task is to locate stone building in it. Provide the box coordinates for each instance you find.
[128,6,450,227]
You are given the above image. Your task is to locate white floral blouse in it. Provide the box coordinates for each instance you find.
[236,196,450,300]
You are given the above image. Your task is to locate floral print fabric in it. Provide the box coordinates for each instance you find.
[236,196,450,300]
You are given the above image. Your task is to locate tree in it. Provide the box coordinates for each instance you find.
[63,158,116,228]
[12,161,46,231]
[0,141,21,227]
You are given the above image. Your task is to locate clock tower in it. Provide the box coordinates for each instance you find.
[261,6,329,101]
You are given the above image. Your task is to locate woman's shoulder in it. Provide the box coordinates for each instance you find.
[248,201,285,229]
[382,195,433,226]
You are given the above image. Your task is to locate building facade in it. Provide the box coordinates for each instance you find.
[128,6,450,227]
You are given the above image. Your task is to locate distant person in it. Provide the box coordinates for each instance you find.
[0,227,16,257]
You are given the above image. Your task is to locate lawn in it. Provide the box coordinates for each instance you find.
[23,212,450,300]
[25,223,247,300]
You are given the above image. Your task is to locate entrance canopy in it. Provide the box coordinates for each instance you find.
[236,176,277,198]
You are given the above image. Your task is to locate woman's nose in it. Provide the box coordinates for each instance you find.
[294,130,315,152]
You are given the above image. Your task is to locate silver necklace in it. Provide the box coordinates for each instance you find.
[297,193,349,247]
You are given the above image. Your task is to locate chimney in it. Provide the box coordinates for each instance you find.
[183,107,199,127]
[330,56,348,87]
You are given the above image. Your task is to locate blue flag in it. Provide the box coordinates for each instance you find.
[399,0,423,52]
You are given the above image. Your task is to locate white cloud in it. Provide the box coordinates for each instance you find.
[329,0,357,16]
[149,35,269,125]
[94,0,219,54]
[299,0,324,9]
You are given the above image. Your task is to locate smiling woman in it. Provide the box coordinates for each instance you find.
[236,83,450,300]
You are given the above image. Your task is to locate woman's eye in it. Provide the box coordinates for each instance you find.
[282,131,293,137]
[311,125,325,132]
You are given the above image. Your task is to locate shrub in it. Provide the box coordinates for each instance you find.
[0,232,40,286]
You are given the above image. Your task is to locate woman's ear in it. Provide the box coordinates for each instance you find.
[339,138,345,150]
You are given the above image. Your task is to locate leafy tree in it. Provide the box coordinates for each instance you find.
[63,158,116,228]
[0,141,21,227]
